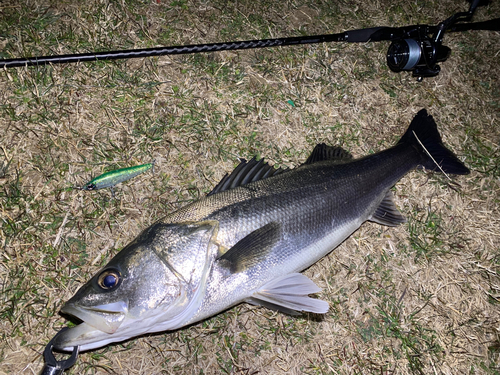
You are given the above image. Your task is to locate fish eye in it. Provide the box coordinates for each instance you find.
[85,183,97,191]
[97,269,122,290]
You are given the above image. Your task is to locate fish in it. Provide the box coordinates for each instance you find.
[54,109,469,352]
[77,160,155,192]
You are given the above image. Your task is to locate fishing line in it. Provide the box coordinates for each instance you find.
[412,130,451,180]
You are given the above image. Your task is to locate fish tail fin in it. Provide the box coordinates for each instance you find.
[398,109,470,175]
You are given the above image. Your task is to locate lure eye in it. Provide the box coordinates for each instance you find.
[97,269,121,290]
[84,183,97,191]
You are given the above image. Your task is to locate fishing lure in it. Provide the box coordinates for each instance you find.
[77,160,155,193]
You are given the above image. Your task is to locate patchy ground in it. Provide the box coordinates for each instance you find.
[0,0,499,374]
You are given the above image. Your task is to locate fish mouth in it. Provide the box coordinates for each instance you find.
[61,301,129,334]
[54,301,129,351]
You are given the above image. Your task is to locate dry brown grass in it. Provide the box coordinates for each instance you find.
[1,0,499,374]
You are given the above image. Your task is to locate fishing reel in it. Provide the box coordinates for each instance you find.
[386,31,451,80]
[386,0,488,80]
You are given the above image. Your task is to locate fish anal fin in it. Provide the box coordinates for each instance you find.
[217,222,281,273]
[304,144,353,165]
[370,190,406,227]
[247,273,329,314]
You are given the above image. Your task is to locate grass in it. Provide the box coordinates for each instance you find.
[1,0,500,374]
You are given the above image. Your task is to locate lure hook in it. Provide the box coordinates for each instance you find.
[40,328,79,375]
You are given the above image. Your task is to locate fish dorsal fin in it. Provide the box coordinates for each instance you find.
[247,273,329,314]
[208,157,285,196]
[369,191,407,227]
[217,222,281,273]
[304,143,353,164]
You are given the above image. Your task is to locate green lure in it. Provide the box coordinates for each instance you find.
[79,160,155,191]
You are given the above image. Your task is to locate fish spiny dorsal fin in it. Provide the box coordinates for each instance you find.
[369,190,407,227]
[304,144,353,165]
[217,222,281,273]
[208,157,285,196]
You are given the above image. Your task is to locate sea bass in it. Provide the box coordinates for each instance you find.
[55,109,469,351]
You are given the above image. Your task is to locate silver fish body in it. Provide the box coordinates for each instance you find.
[54,109,469,351]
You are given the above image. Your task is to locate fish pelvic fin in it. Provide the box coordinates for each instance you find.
[370,190,407,227]
[217,222,281,273]
[398,109,470,175]
[247,273,329,315]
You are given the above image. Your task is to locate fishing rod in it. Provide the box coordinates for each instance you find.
[1,1,498,80]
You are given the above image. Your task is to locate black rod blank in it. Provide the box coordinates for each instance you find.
[0,33,349,69]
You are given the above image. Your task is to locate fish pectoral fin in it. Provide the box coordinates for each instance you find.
[217,222,281,273]
[247,273,329,315]
[369,190,407,227]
